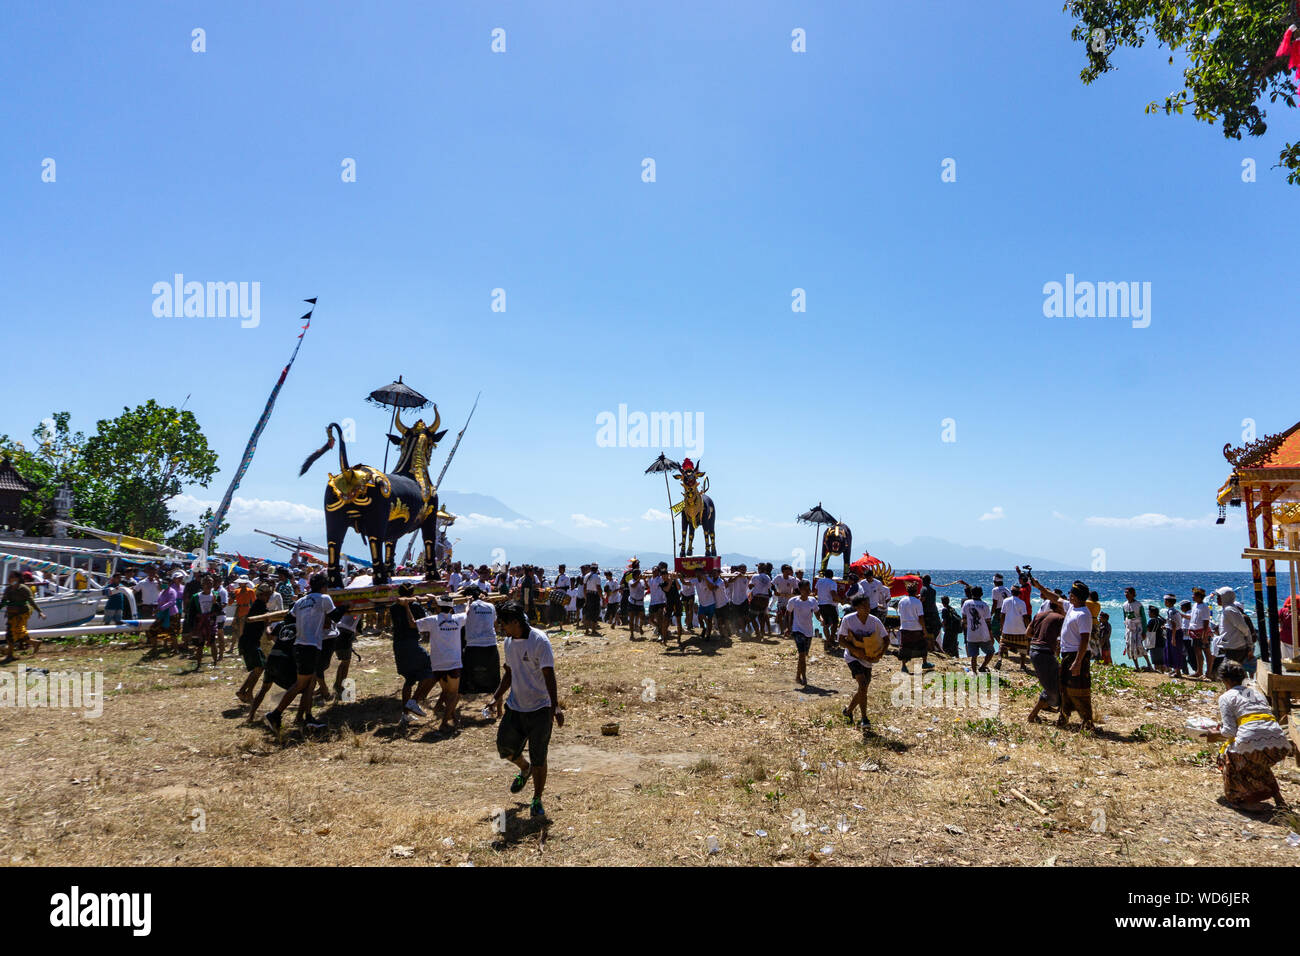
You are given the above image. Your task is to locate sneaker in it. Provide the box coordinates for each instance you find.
[921,661,935,670]
[305,721,326,731]
[530,797,547,820]
[405,699,426,717]
[264,711,282,732]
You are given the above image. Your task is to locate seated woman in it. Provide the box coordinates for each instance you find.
[1205,660,1292,811]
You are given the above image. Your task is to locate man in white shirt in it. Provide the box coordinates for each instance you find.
[773,565,799,636]
[491,601,564,821]
[996,589,1030,671]
[265,572,343,733]
[695,570,718,641]
[448,564,464,591]
[1057,582,1095,730]
[989,574,1010,645]
[648,563,670,643]
[462,587,500,692]
[838,595,888,730]
[727,566,752,639]
[786,579,820,686]
[749,564,773,637]
[416,596,465,731]
[1187,588,1213,678]
[581,564,603,636]
[961,587,994,673]
[814,568,840,650]
[554,566,570,592]
[626,570,646,638]
[680,573,696,631]
[896,583,929,673]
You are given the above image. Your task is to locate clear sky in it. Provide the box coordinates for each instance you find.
[1,0,1293,570]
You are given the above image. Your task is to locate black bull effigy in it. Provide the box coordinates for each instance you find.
[821,521,852,576]
[299,406,447,586]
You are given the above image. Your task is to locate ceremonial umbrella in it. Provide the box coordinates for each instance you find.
[796,504,837,577]
[645,454,682,556]
[366,376,432,470]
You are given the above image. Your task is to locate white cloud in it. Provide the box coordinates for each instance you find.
[171,494,322,526]
[642,508,668,521]
[571,513,608,529]
[458,512,533,531]
[979,506,1005,521]
[536,519,555,526]
[1084,512,1218,530]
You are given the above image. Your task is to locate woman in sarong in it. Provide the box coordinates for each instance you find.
[1206,660,1292,810]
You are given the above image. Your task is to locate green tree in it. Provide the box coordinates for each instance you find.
[166,507,230,553]
[78,400,220,540]
[1066,1,1300,183]
[0,413,87,534]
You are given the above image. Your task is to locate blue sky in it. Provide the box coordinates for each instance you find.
[1,0,1294,570]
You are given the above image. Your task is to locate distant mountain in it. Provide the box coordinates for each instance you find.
[856,537,1083,573]
[215,490,1081,572]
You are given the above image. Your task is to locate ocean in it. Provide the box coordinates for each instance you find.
[534,566,1296,667]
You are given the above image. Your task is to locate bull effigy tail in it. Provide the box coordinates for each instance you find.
[299,424,341,476]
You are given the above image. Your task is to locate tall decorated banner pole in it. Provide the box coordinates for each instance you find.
[198,299,317,568]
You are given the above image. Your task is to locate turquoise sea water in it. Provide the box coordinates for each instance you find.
[540,567,1296,667]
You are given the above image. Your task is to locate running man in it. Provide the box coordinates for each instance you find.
[489,601,564,822]
[838,595,888,730]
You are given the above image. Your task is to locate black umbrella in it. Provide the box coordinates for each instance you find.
[366,376,431,469]
[797,503,837,577]
[645,453,682,556]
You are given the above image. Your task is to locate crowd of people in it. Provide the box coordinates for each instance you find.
[2,553,1292,817]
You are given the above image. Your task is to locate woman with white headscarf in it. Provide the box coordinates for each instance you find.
[1215,587,1253,666]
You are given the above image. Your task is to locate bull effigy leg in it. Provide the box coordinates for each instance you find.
[369,536,388,585]
[680,518,691,557]
[384,539,397,578]
[327,540,343,589]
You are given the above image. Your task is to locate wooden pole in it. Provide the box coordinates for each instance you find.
[1263,490,1282,675]
[664,470,677,557]
[1245,485,1268,659]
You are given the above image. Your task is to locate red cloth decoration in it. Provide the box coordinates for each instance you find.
[1279,26,1300,91]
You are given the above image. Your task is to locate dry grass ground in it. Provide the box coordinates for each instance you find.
[2,621,1299,867]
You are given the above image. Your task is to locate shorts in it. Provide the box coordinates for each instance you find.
[818,604,839,635]
[335,629,356,661]
[847,659,873,682]
[750,595,769,615]
[265,650,297,690]
[103,608,124,626]
[792,631,812,655]
[496,705,553,766]
[318,638,336,672]
[432,668,462,682]
[697,604,715,619]
[394,639,434,683]
[238,633,266,671]
[293,644,320,676]
[461,644,501,693]
[899,629,927,661]
[966,640,993,655]
[776,597,790,611]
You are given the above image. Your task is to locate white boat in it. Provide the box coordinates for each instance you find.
[3,591,103,630]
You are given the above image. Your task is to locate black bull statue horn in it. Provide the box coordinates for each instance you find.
[299,406,447,586]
